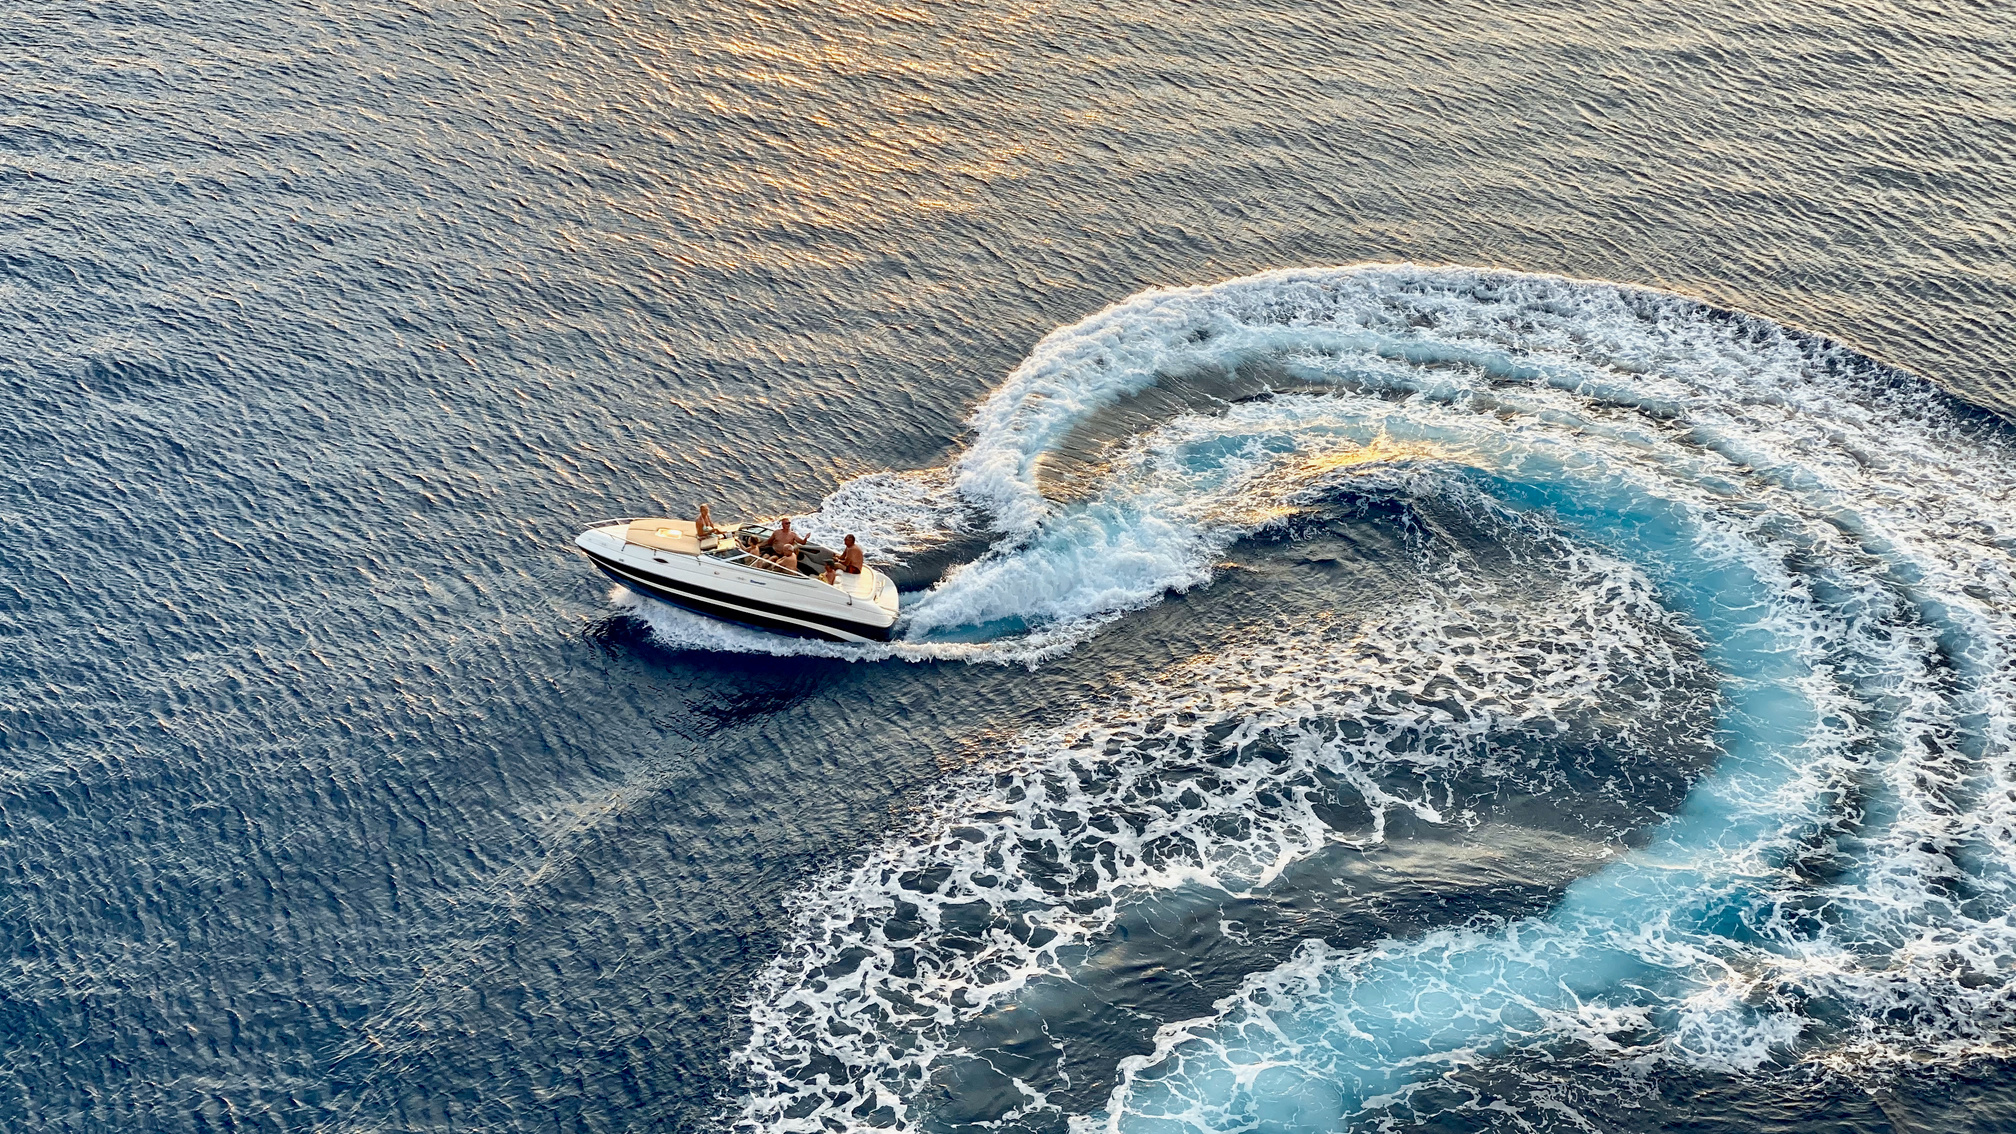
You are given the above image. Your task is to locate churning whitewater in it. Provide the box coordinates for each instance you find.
[685,265,2016,1132]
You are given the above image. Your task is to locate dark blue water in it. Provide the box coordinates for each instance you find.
[5,2,2016,1132]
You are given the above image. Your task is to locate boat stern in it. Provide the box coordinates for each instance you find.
[870,568,901,621]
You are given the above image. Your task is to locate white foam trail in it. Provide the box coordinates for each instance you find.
[794,467,970,566]
[719,265,2016,1131]
[902,411,1298,638]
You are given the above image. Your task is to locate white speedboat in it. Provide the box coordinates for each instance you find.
[575,518,900,643]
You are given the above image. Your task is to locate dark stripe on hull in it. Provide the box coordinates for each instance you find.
[586,554,894,643]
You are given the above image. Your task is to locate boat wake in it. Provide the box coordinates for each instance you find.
[700,265,2016,1131]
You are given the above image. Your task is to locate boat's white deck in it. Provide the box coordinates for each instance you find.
[624,518,701,553]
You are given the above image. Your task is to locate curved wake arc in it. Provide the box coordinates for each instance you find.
[687,265,2016,1133]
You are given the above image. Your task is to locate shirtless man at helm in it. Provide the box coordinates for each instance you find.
[762,517,807,558]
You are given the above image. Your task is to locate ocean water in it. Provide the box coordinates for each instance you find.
[4,2,2016,1133]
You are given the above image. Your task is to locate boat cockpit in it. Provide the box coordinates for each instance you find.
[712,523,843,579]
[616,518,846,581]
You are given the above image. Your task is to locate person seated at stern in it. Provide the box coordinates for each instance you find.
[839,534,864,574]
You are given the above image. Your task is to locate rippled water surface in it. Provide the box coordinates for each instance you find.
[5,2,2016,1132]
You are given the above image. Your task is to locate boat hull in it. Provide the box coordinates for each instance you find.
[584,549,895,644]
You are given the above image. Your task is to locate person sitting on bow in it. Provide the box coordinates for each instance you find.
[695,503,721,535]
